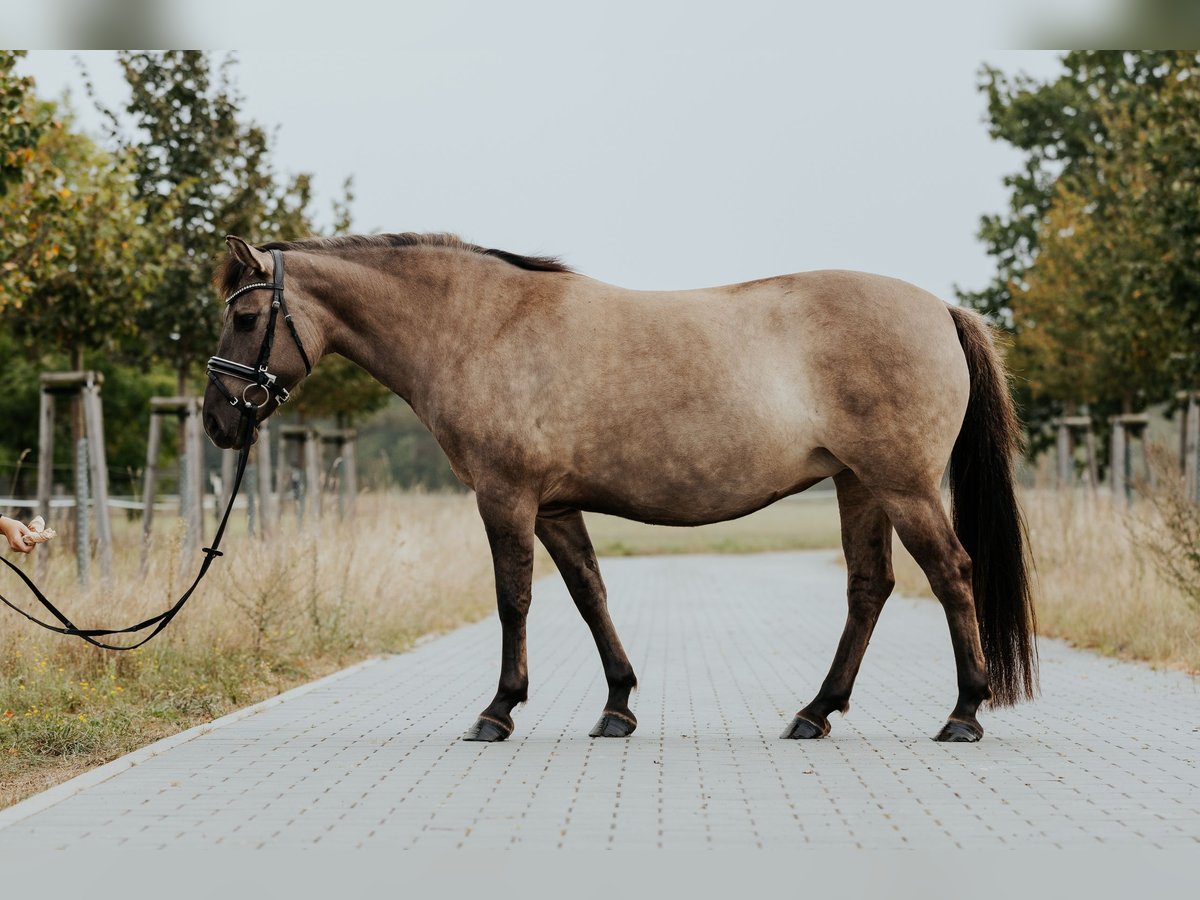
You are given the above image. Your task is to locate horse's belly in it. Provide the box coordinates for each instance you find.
[553,437,841,525]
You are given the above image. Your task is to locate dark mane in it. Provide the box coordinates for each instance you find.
[214,232,571,297]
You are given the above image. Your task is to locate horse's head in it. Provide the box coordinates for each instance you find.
[203,236,315,450]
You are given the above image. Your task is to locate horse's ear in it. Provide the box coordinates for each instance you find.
[225,235,274,277]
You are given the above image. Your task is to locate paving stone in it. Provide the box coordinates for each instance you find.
[1,551,1196,848]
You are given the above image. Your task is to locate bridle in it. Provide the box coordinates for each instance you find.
[0,248,310,651]
[206,248,313,411]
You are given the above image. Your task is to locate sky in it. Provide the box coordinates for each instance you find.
[18,44,1065,300]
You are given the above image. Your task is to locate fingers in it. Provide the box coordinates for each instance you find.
[6,522,35,554]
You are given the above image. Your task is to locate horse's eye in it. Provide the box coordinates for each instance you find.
[234,313,259,332]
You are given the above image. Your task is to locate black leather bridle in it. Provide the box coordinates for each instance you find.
[207,249,313,410]
[0,249,310,651]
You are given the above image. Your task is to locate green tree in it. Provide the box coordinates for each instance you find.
[0,51,42,198]
[91,51,276,394]
[0,109,166,369]
[966,51,1200,442]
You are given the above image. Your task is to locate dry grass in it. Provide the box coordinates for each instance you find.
[892,490,1200,674]
[585,493,841,556]
[0,491,496,809]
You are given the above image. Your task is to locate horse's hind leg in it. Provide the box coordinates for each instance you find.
[873,484,991,742]
[783,470,894,739]
[536,509,638,738]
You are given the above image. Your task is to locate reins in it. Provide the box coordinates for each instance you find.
[0,249,309,651]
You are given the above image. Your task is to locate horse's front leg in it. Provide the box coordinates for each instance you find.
[462,487,538,742]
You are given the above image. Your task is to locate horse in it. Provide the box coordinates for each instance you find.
[203,232,1037,744]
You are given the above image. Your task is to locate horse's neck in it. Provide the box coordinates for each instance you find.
[316,249,510,415]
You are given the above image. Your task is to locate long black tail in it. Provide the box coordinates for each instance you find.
[947,306,1038,706]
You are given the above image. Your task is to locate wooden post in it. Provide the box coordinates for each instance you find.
[82,380,114,584]
[191,398,205,539]
[319,429,358,519]
[146,397,207,562]
[1056,419,1072,487]
[1053,415,1096,491]
[275,425,289,520]
[38,372,109,584]
[1110,419,1126,506]
[343,433,357,518]
[140,413,163,571]
[219,448,236,523]
[1084,427,1100,491]
[1189,394,1200,503]
[74,437,90,586]
[1179,390,1199,503]
[180,402,204,559]
[256,419,274,535]
[1110,414,1149,507]
[304,428,321,520]
[35,386,54,580]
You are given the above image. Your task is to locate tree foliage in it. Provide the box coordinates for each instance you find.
[1,51,393,484]
[966,51,1200,439]
[90,51,279,390]
[0,108,168,364]
[0,51,42,198]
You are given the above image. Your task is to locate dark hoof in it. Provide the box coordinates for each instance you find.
[780,714,830,740]
[589,711,637,738]
[462,716,512,742]
[933,719,983,743]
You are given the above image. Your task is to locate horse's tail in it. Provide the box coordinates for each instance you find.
[947,306,1037,707]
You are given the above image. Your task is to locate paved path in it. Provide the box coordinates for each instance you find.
[1,552,1197,849]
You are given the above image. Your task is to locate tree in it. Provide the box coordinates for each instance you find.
[966,51,1200,443]
[0,51,42,199]
[0,109,166,369]
[90,51,276,393]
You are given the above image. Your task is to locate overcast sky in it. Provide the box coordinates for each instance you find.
[20,45,1063,299]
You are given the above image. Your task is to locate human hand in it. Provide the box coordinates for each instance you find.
[0,516,35,554]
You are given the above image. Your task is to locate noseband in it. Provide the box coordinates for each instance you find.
[0,248,314,651]
[206,248,313,410]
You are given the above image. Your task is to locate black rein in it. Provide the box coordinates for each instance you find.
[0,249,310,651]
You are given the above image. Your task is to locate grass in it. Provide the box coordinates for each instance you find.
[2,482,1197,810]
[890,489,1200,674]
[585,493,841,556]
[0,491,497,810]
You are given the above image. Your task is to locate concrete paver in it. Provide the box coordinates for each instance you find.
[0,551,1196,848]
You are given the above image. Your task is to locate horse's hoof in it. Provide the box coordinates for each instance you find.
[781,714,829,740]
[462,716,512,742]
[589,711,637,738]
[933,719,983,743]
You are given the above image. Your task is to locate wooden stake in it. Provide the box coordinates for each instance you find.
[256,419,274,536]
[35,387,54,580]
[141,413,163,571]
[83,382,114,584]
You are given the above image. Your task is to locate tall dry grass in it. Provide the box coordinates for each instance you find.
[892,489,1200,674]
[1,491,496,808]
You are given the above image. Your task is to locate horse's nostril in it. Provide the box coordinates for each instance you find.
[204,412,222,441]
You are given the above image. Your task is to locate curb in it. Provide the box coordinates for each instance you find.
[0,656,382,831]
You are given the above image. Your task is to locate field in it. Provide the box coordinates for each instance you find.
[2,484,1197,809]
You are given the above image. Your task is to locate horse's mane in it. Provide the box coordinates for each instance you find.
[215,232,571,296]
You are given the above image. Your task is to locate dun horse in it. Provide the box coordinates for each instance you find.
[203,233,1036,744]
